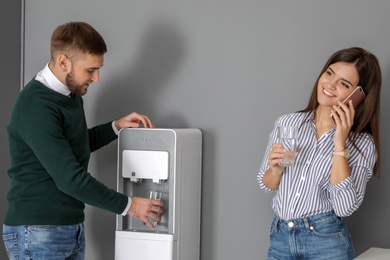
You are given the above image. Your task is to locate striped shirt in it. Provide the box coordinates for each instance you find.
[257,111,376,220]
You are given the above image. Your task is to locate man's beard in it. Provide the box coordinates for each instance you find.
[66,70,86,96]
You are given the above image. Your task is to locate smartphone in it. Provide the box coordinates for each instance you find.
[330,86,366,125]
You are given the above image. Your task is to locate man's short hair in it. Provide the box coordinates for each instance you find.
[50,21,107,60]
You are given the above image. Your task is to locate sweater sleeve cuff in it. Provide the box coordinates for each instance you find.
[121,197,132,216]
[112,121,119,136]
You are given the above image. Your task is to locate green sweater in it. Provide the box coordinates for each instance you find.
[5,79,128,225]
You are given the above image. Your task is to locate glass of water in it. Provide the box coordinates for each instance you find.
[277,126,299,166]
[149,191,162,227]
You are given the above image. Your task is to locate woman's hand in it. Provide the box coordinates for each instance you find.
[262,143,287,190]
[331,100,354,150]
[268,143,286,176]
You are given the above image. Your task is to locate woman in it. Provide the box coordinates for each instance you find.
[257,47,381,259]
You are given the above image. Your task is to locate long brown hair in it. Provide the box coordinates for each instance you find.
[302,47,382,177]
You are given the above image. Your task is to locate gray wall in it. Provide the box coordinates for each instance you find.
[0,0,21,259]
[2,1,390,259]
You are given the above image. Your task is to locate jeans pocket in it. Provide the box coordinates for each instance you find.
[2,233,18,259]
[28,225,56,231]
[309,220,343,237]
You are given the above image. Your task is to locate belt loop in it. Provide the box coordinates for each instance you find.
[303,218,311,232]
[77,223,83,242]
[275,215,280,232]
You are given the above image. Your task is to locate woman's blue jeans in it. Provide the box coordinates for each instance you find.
[267,211,355,260]
[2,223,85,260]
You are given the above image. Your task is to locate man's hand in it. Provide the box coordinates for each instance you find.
[114,112,154,131]
[127,197,164,229]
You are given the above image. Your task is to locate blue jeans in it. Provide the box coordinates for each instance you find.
[267,211,355,260]
[2,223,85,260]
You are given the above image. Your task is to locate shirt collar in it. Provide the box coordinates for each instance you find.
[305,111,315,123]
[35,63,71,96]
[306,110,336,137]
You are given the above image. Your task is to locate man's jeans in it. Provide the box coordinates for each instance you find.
[267,211,355,260]
[3,223,85,260]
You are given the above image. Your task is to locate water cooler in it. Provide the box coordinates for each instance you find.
[115,128,202,260]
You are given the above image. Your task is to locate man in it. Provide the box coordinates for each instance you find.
[2,21,163,259]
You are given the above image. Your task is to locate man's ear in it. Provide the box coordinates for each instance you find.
[58,54,71,73]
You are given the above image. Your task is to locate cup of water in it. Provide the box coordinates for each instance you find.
[149,191,162,227]
[277,126,299,166]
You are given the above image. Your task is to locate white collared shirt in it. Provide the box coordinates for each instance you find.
[258,111,376,220]
[35,63,72,96]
